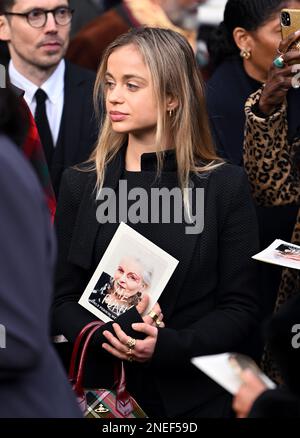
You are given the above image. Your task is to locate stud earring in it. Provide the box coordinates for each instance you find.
[168,109,174,117]
[240,49,251,60]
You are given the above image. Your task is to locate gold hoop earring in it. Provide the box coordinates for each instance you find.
[240,49,251,60]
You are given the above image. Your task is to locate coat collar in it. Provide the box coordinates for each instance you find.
[69,150,124,271]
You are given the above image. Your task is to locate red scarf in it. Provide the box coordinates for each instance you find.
[20,98,56,223]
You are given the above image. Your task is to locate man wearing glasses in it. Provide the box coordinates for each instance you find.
[0,0,98,195]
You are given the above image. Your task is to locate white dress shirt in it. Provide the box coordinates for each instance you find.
[9,60,65,146]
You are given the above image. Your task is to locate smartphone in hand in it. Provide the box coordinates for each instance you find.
[281,9,300,51]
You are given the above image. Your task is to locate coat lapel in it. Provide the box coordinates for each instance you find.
[69,149,125,270]
[61,62,85,166]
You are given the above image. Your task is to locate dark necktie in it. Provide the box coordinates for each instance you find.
[34,88,54,166]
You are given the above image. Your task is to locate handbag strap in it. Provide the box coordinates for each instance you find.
[69,321,104,382]
[70,321,133,415]
[116,361,132,406]
[72,324,104,393]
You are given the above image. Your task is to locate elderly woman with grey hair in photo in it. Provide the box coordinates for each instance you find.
[88,256,154,319]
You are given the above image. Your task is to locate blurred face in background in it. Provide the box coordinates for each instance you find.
[160,0,207,30]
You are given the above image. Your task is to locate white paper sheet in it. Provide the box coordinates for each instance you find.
[191,353,276,395]
[252,239,300,270]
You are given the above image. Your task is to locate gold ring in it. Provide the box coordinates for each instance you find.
[156,319,161,327]
[148,310,159,322]
[128,355,133,362]
[126,337,136,349]
[126,348,133,356]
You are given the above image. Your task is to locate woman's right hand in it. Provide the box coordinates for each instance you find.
[259,30,300,116]
[136,295,165,328]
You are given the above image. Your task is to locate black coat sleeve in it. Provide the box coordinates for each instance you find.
[52,169,143,348]
[152,168,261,368]
[249,387,300,418]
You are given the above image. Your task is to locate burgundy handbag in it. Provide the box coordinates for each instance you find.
[69,321,147,418]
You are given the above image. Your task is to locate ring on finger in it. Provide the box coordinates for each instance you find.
[148,310,159,323]
[155,319,161,327]
[273,55,285,68]
[126,336,136,349]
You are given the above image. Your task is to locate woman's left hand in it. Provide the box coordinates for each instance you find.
[102,322,158,363]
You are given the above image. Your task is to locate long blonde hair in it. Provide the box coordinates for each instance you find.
[89,27,223,201]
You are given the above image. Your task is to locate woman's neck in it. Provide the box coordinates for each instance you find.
[125,136,157,171]
[243,60,267,84]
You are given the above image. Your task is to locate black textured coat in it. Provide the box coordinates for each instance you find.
[53,149,261,417]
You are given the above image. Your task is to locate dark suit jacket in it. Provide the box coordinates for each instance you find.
[50,61,98,196]
[0,134,81,418]
[53,149,261,417]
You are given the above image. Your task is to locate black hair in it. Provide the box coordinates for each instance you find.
[208,0,291,67]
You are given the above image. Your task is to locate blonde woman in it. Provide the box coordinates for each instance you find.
[53,27,260,417]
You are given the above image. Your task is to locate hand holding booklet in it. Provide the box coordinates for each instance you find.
[252,239,300,270]
[79,222,179,323]
[191,353,276,395]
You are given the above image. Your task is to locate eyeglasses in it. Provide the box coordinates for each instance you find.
[4,6,74,28]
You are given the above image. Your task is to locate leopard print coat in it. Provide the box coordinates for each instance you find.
[244,88,300,383]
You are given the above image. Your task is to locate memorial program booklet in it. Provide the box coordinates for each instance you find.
[191,353,276,395]
[79,222,179,323]
[252,239,300,270]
